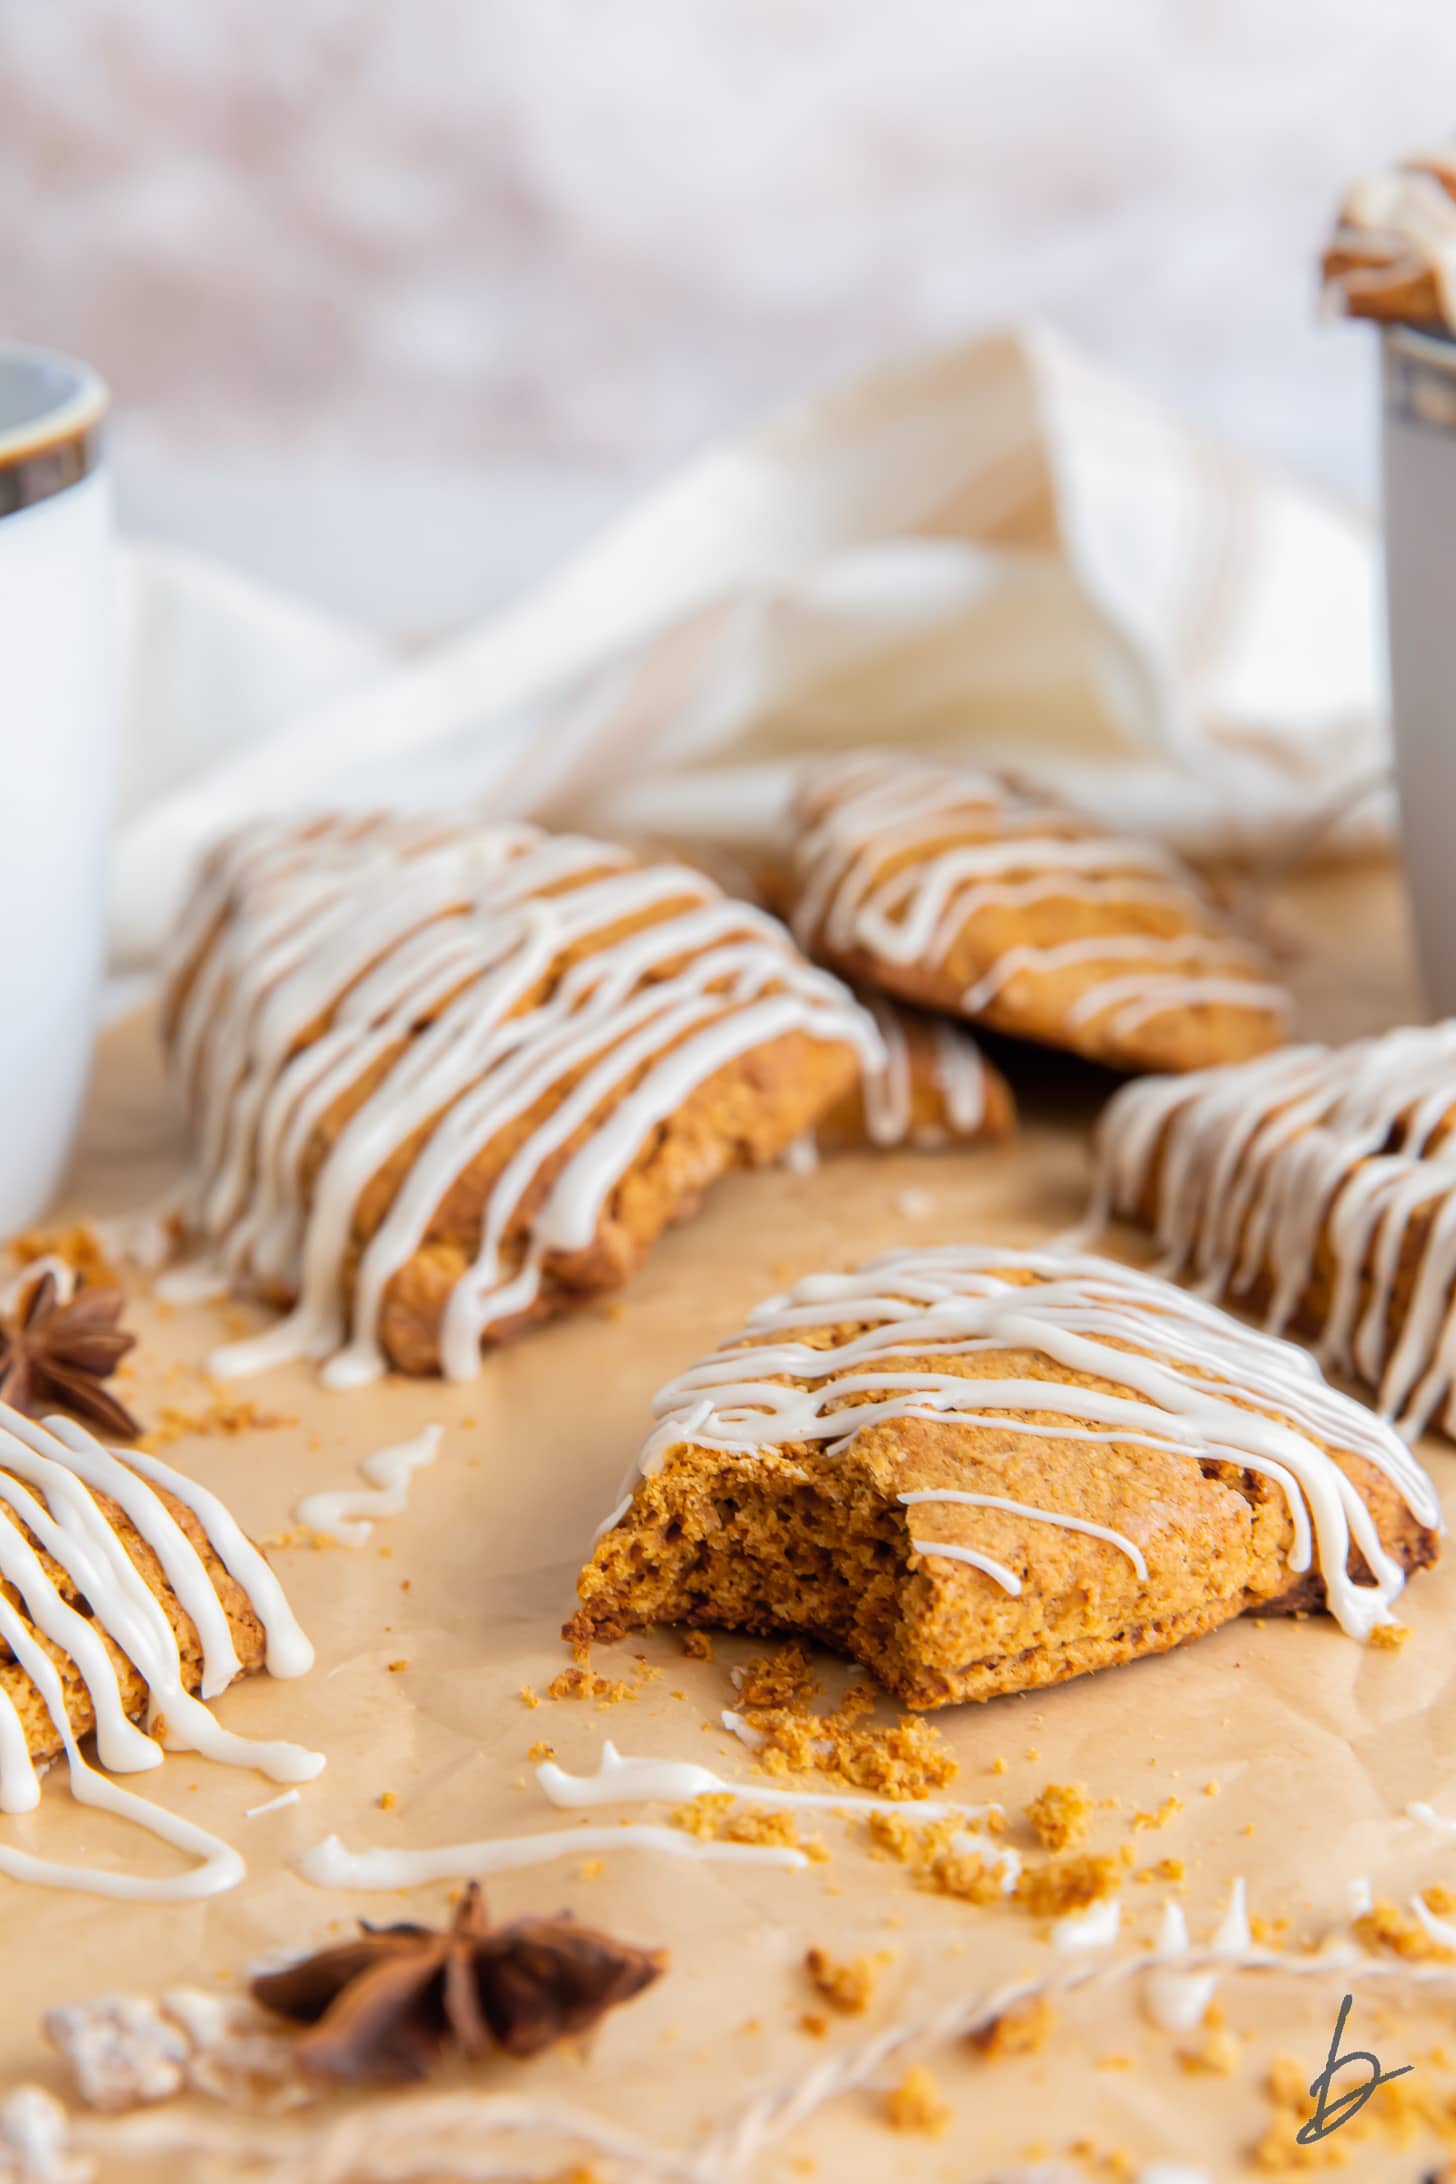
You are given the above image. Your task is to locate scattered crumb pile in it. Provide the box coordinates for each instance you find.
[1025,1781,1093,1853]
[867,1811,1006,1905]
[1355,1890,1456,1963]
[731,1644,959,1800]
[883,2064,951,2139]
[968,1995,1056,2060]
[1014,1854,1123,1921]
[670,1793,828,1862]
[138,1393,295,1452]
[804,1947,885,2016]
[11,1221,122,1290]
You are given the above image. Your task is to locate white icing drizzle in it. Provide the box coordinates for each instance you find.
[1143,1879,1250,2033]
[899,1487,1149,1593]
[1094,1021,1456,1437]
[299,1821,808,1891]
[608,1246,1439,1642]
[0,1258,77,1315]
[1052,1894,1121,1951]
[1407,1799,1456,1835]
[0,1403,318,1901]
[1411,1893,1456,1951]
[293,1424,443,1546]
[165,817,879,1387]
[791,753,1286,1039]
[856,994,988,1150]
[245,1789,301,1819]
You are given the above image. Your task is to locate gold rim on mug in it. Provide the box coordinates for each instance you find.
[0,343,108,520]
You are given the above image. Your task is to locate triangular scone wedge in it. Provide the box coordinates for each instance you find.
[788,753,1290,1075]
[567,1248,1441,1708]
[1094,1023,1456,1439]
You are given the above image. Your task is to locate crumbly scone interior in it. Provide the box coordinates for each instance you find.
[571,1257,1440,1707]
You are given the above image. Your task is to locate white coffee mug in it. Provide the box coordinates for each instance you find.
[0,343,113,1232]
[1383,325,1456,1018]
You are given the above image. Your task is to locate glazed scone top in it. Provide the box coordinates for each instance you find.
[787,754,1289,1072]
[1323,147,1456,328]
[1093,1021,1456,1438]
[605,1244,1440,1642]
[0,1400,317,1898]
[164,813,880,1386]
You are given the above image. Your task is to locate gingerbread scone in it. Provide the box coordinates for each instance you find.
[163,815,880,1384]
[1322,147,1456,329]
[1093,1022,1456,1440]
[568,1246,1439,1708]
[787,754,1290,1075]
[0,1400,316,1889]
[628,840,1015,1154]
[815,994,1015,1154]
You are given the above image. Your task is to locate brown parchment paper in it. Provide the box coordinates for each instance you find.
[8,858,1456,2183]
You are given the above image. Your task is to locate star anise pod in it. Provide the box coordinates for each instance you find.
[0,1272,141,1439]
[251,1882,667,2086]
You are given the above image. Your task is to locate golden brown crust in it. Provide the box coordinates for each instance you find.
[0,1470,267,1769]
[164,822,867,1376]
[787,756,1289,1076]
[1120,1102,1456,1438]
[813,998,1017,1155]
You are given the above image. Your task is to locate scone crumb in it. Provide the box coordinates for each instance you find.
[669,1795,821,1858]
[1179,2023,1242,2075]
[884,2064,951,2138]
[376,1790,398,1811]
[527,1740,555,1762]
[387,1659,409,1674]
[10,1221,122,1289]
[680,1631,715,1660]
[804,1947,882,2015]
[518,1686,540,1710]
[1131,1796,1183,1832]
[1015,1854,1122,1919]
[799,2011,828,2039]
[1248,1912,1289,1947]
[741,1689,959,1802]
[865,1812,1004,1903]
[1025,1781,1093,1852]
[578,1858,604,1880]
[969,1994,1055,2059]
[137,1395,295,1452]
[1135,1858,1186,1886]
[548,1665,633,1704]
[1370,1621,1412,1650]
[1354,1899,1456,1962]
[733,1643,821,1710]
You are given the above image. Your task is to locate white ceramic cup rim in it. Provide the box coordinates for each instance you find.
[0,340,108,472]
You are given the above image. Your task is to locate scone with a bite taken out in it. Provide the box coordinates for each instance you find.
[568,1246,1440,1708]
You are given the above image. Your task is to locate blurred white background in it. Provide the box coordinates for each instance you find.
[1,0,1449,634]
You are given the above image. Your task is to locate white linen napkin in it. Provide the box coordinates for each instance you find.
[111,325,1386,970]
